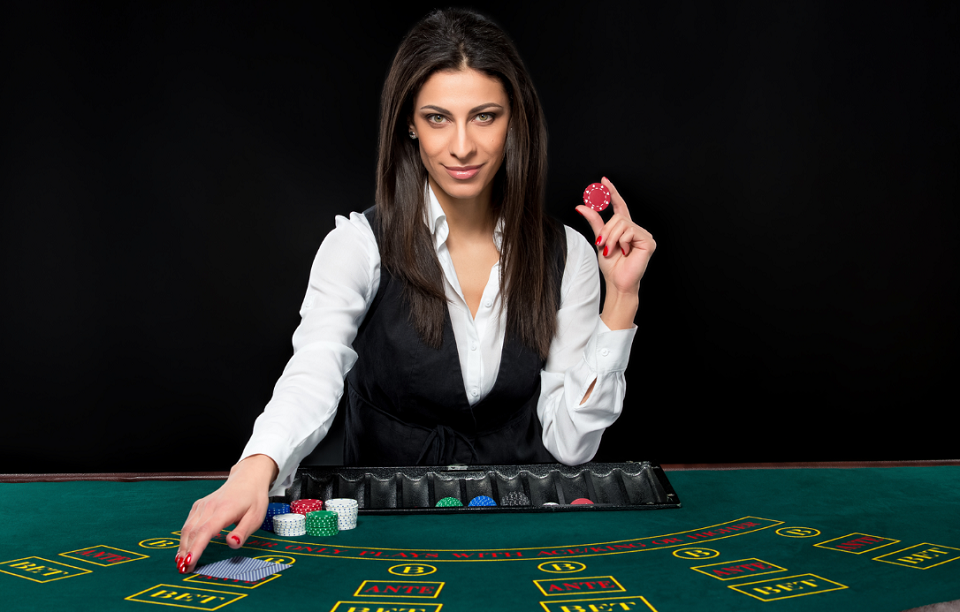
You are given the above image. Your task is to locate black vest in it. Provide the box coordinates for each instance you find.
[343,207,565,466]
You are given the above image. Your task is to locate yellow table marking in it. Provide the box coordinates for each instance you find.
[873,543,960,569]
[539,595,659,612]
[729,573,847,602]
[538,561,588,573]
[388,563,437,576]
[125,584,246,610]
[0,556,92,583]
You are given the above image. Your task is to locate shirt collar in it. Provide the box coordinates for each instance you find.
[425,182,449,251]
[424,182,504,252]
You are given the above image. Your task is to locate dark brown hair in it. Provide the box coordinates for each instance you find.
[376,8,561,359]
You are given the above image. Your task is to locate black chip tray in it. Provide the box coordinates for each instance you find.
[285,461,680,513]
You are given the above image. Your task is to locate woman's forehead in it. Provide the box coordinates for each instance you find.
[415,69,509,112]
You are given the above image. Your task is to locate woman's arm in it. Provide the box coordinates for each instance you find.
[177,212,380,573]
[536,226,637,464]
[538,178,655,464]
[239,212,380,495]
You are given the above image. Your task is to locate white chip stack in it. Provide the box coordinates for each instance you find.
[271,513,306,536]
[325,498,359,530]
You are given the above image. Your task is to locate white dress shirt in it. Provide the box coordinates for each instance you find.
[242,185,637,495]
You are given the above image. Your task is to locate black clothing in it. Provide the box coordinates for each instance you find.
[343,207,565,466]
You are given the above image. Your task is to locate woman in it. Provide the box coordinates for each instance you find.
[176,8,655,574]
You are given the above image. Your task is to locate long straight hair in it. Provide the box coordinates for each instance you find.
[376,8,561,359]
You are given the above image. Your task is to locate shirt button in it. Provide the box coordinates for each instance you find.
[600,348,610,357]
[484,300,492,308]
[471,387,479,397]
[470,342,477,351]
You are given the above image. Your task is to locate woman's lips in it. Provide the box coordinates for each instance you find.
[444,164,483,180]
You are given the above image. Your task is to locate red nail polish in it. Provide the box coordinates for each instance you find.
[231,535,241,545]
[596,236,602,246]
[185,553,192,566]
[621,247,626,256]
[603,246,609,257]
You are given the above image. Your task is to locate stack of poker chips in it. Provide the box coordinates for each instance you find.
[261,502,291,532]
[435,496,462,507]
[272,513,306,537]
[468,495,497,507]
[500,492,530,506]
[325,498,359,530]
[290,498,324,515]
[304,510,339,537]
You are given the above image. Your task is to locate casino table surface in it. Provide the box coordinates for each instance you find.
[2,463,959,612]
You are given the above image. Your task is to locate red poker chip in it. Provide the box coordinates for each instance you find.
[571,498,594,505]
[583,183,611,212]
[290,499,324,514]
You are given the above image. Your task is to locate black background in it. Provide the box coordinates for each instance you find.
[2,1,956,473]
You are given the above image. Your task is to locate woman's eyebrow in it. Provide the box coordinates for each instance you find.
[419,103,505,115]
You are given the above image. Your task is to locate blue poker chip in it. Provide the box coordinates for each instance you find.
[468,495,497,507]
[261,503,291,532]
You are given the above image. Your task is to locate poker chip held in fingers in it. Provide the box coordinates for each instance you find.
[583,182,611,211]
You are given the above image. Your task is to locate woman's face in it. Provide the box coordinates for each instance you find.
[409,68,511,210]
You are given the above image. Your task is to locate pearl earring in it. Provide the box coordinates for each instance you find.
[409,130,417,140]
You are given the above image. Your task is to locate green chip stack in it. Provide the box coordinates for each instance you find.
[435,497,463,507]
[305,510,339,537]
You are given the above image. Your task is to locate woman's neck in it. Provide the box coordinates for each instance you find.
[429,176,498,241]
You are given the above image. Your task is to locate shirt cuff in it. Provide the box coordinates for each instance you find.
[584,318,637,374]
[239,436,288,497]
[240,427,326,497]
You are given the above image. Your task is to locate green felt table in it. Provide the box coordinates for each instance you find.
[2,466,959,611]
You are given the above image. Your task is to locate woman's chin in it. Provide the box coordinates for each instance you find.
[431,175,493,204]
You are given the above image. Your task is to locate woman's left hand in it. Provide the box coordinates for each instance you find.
[577,177,656,298]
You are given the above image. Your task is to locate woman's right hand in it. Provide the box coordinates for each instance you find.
[176,454,278,574]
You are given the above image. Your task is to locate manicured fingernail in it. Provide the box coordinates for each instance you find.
[596,236,602,245]
[621,247,626,256]
[231,535,241,545]
[576,209,585,217]
[185,553,192,566]
[603,246,609,257]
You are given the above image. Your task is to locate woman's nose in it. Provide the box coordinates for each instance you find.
[449,124,476,159]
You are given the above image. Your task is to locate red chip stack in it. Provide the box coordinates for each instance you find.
[290,499,324,515]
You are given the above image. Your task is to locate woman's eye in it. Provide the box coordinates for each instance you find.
[428,115,445,123]
[476,113,493,122]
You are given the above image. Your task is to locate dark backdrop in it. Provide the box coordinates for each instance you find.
[2,1,956,473]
